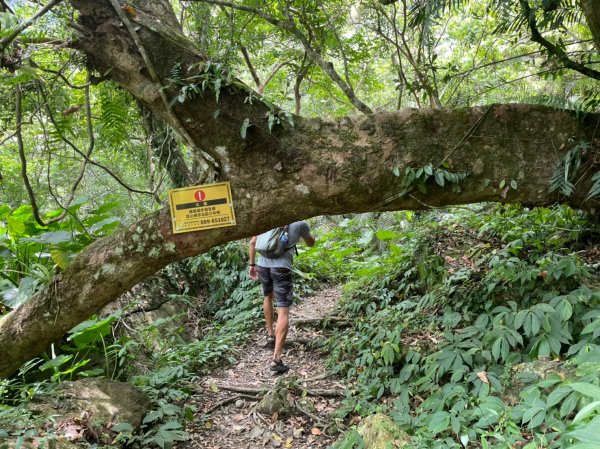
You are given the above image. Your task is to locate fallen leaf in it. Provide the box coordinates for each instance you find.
[311,427,322,435]
[284,436,294,448]
[293,428,303,438]
[210,381,218,392]
[205,420,213,429]
[476,371,489,384]
[271,412,279,423]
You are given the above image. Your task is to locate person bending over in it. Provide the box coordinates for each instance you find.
[248,221,315,373]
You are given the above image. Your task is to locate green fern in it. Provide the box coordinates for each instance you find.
[19,30,49,44]
[549,142,589,196]
[0,12,19,36]
[585,171,600,201]
[98,86,129,148]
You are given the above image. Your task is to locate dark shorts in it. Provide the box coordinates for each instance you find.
[257,266,293,308]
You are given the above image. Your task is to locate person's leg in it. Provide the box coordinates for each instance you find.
[263,292,275,337]
[269,268,293,371]
[273,306,289,362]
[257,267,275,344]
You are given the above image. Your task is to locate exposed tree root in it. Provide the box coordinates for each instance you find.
[293,316,352,327]
[217,382,345,397]
[204,393,259,415]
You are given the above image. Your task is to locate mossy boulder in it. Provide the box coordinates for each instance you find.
[357,413,412,449]
[502,360,574,405]
[28,378,150,428]
[0,439,79,449]
[256,386,293,418]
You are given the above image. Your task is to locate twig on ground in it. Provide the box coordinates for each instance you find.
[300,372,331,383]
[205,394,260,415]
[217,384,269,395]
[253,410,285,440]
[299,387,345,397]
[293,316,351,326]
[294,400,326,425]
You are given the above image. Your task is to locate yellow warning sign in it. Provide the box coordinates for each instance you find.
[168,182,236,233]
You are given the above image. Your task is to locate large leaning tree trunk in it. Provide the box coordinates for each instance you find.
[0,0,599,378]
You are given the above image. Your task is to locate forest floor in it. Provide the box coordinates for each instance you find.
[183,286,346,449]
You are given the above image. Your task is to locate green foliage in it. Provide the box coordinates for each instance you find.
[165,61,234,107]
[0,197,122,313]
[308,205,600,449]
[549,140,600,202]
[393,164,470,195]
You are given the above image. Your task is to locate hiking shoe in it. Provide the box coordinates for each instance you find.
[270,359,289,373]
[265,335,275,349]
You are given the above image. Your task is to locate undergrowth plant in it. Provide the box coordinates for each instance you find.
[320,205,600,449]
[0,197,123,315]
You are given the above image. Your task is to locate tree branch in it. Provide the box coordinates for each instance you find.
[38,83,156,196]
[258,59,291,95]
[42,72,96,225]
[187,0,373,114]
[239,45,261,89]
[0,0,64,52]
[16,83,47,227]
[520,0,600,80]
[107,0,214,179]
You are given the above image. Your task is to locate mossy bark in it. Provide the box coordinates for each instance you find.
[0,0,599,378]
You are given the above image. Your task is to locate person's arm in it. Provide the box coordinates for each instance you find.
[304,233,316,247]
[299,222,315,247]
[249,236,258,280]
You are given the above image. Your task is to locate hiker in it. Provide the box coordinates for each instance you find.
[248,221,315,373]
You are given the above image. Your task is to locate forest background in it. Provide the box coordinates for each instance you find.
[0,0,600,448]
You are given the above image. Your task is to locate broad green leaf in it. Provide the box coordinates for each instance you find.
[240,118,251,139]
[428,411,450,434]
[570,382,600,400]
[566,444,600,449]
[435,171,445,187]
[40,354,73,371]
[0,204,10,220]
[111,423,134,432]
[50,247,76,270]
[375,230,401,241]
[523,406,546,429]
[567,425,600,444]
[574,400,600,422]
[23,231,71,245]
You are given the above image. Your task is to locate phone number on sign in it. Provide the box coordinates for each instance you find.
[179,216,231,228]
[198,216,230,225]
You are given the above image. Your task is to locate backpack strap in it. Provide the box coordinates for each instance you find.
[283,224,298,255]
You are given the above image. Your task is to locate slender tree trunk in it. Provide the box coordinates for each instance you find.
[580,0,600,53]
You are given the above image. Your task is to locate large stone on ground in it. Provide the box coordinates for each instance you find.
[502,360,574,405]
[256,386,293,418]
[357,413,411,449]
[0,439,78,449]
[28,378,150,428]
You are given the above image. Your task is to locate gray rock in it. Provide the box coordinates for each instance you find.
[356,413,411,449]
[256,387,293,418]
[28,378,150,428]
[502,360,574,405]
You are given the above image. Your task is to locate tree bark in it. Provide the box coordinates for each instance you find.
[580,0,600,54]
[0,0,599,378]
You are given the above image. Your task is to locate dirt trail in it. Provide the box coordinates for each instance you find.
[183,286,345,449]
